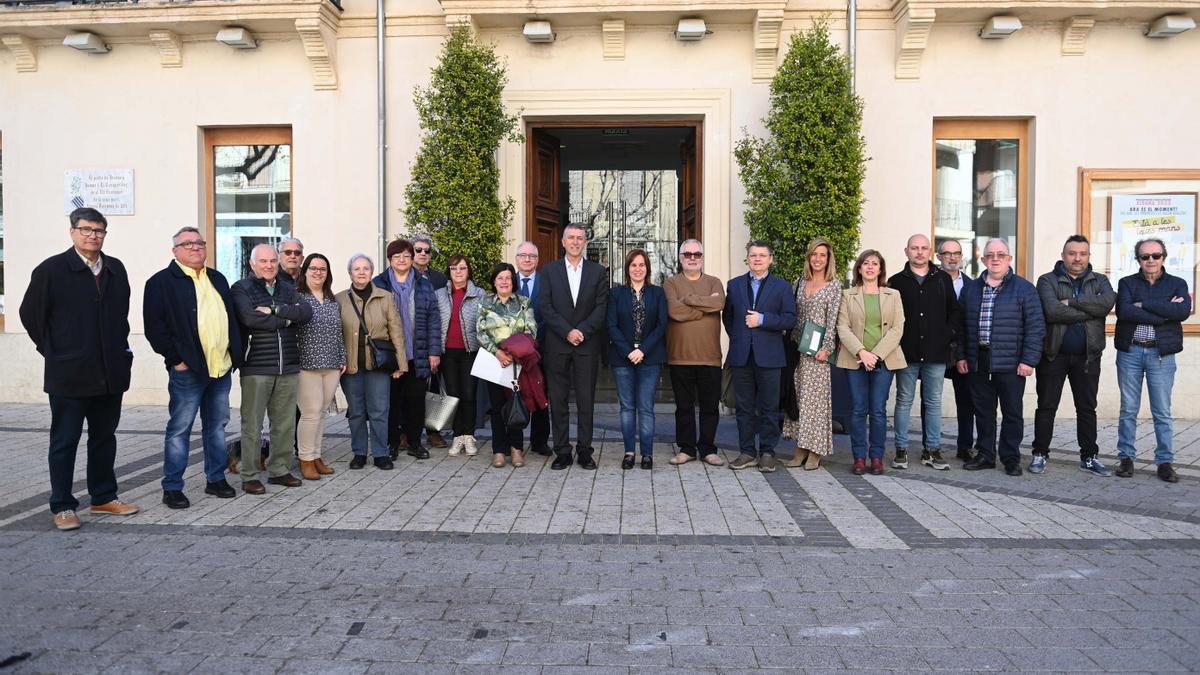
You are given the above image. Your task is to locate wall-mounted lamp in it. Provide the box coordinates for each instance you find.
[216,27,258,49]
[675,18,709,41]
[523,20,555,43]
[63,32,109,54]
[979,16,1022,39]
[1146,14,1196,38]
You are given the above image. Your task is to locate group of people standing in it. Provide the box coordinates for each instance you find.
[21,208,1191,532]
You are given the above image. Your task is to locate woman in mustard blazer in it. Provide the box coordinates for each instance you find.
[836,250,906,476]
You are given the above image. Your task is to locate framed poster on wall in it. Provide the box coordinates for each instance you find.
[1079,169,1200,333]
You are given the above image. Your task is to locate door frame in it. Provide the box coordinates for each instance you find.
[202,126,293,269]
[524,118,703,263]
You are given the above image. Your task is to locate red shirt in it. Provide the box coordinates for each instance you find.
[446,286,467,350]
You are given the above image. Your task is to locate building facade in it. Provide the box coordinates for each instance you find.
[2,0,1198,416]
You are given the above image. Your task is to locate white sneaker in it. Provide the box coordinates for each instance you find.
[447,436,463,457]
[463,436,478,456]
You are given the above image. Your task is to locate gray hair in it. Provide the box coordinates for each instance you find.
[678,239,703,256]
[277,237,304,252]
[563,223,587,239]
[410,234,434,247]
[347,253,375,275]
[745,240,773,256]
[172,226,201,245]
[248,243,278,264]
[983,238,1010,255]
[1134,237,1168,259]
[516,240,539,254]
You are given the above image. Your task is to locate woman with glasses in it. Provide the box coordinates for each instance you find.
[435,255,485,456]
[296,253,346,479]
[837,250,906,476]
[607,250,668,470]
[476,263,537,468]
[338,254,406,469]
[782,238,842,470]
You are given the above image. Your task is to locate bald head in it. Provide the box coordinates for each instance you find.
[905,233,932,271]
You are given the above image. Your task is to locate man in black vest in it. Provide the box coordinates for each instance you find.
[538,224,609,470]
[20,207,140,531]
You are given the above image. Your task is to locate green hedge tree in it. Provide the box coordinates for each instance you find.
[734,20,866,283]
[403,26,523,278]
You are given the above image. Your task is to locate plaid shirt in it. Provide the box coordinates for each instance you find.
[978,271,1010,346]
[1133,323,1157,343]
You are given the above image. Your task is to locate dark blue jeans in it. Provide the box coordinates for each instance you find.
[612,364,661,457]
[47,393,123,514]
[969,349,1026,468]
[846,363,893,461]
[731,362,782,457]
[342,370,392,458]
[163,368,231,490]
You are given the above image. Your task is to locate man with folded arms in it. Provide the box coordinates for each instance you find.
[144,227,243,508]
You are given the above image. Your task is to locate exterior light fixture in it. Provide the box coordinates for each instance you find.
[523,20,555,43]
[1146,14,1196,37]
[216,27,258,49]
[63,32,110,54]
[675,18,709,41]
[979,15,1022,39]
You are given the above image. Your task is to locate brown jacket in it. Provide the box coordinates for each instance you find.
[337,285,408,375]
[835,286,907,371]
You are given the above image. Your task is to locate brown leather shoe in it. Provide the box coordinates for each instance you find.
[267,473,302,488]
[786,449,809,468]
[314,458,335,475]
[54,510,82,531]
[428,431,448,449]
[89,500,139,516]
[492,453,506,468]
[299,460,321,481]
[242,480,266,495]
[804,452,822,471]
[511,447,525,468]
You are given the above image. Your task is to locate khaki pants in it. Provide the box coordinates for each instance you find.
[297,368,340,461]
[240,373,299,482]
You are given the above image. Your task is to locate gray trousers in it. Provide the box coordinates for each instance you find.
[240,373,299,482]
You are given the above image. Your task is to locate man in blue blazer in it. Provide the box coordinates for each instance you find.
[723,241,798,473]
[515,241,551,455]
[538,225,610,470]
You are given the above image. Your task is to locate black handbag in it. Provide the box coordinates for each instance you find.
[501,382,530,431]
[350,294,399,373]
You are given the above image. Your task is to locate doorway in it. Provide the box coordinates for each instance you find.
[526,121,701,284]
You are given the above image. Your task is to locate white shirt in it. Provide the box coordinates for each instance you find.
[76,249,103,277]
[949,272,964,298]
[565,257,583,305]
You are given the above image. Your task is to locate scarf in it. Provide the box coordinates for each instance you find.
[388,269,416,361]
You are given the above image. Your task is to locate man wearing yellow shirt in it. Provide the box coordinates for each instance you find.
[143,227,243,509]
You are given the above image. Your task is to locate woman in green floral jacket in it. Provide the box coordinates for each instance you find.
[476,262,537,468]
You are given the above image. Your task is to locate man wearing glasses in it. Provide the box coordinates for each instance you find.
[1114,238,1190,482]
[936,240,976,461]
[514,241,551,455]
[20,207,140,530]
[409,235,450,449]
[277,238,305,285]
[954,239,1044,477]
[143,227,243,509]
[665,239,726,466]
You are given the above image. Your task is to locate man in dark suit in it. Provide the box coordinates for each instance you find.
[515,240,551,455]
[143,226,243,509]
[538,224,609,470]
[20,207,141,531]
[723,240,797,473]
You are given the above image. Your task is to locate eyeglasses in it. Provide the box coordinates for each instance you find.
[1139,252,1165,261]
[448,265,469,272]
[937,251,961,257]
[982,252,1010,260]
[681,252,703,259]
[174,240,206,250]
[281,249,303,256]
[307,267,329,274]
[516,253,538,259]
[73,226,108,238]
[413,247,431,254]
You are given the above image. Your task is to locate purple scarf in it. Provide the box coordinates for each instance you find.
[388,269,416,361]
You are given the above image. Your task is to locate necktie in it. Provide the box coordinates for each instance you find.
[520,276,530,297]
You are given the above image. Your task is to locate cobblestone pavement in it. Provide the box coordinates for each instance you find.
[2,403,1199,673]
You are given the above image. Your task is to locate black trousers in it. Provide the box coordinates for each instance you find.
[968,349,1026,468]
[948,368,976,451]
[48,393,123,514]
[1033,352,1100,459]
[440,349,478,437]
[670,364,722,457]
[389,361,428,449]
[544,349,600,459]
[487,382,523,454]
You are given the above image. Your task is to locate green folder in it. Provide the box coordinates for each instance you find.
[797,320,826,356]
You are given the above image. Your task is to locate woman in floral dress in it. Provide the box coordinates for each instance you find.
[782,238,841,469]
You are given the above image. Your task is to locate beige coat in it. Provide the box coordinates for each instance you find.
[337,285,408,375]
[835,285,908,371]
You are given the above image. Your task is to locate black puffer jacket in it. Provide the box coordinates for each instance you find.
[232,275,313,376]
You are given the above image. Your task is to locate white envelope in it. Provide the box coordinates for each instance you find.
[470,348,521,389]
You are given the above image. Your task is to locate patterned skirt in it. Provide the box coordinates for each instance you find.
[781,355,834,456]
